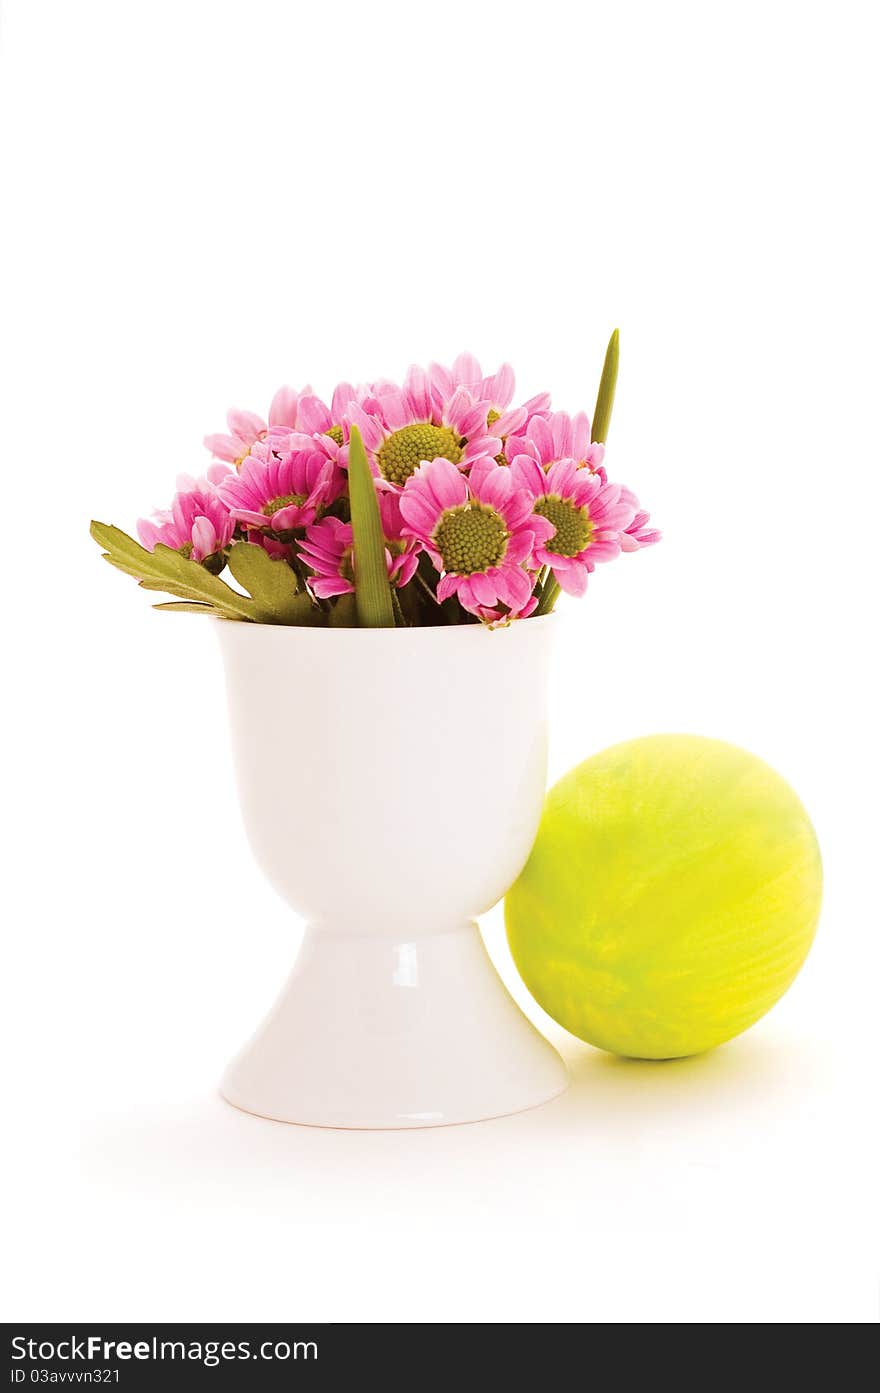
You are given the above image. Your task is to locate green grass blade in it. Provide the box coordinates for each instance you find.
[591,328,619,444]
[535,329,620,617]
[347,426,395,628]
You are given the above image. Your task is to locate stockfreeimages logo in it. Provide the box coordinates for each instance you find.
[10,1334,318,1370]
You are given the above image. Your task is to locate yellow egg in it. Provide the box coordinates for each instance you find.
[505,735,822,1059]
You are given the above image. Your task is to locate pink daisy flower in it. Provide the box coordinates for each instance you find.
[506,409,606,477]
[346,366,500,490]
[510,455,639,597]
[294,383,361,449]
[399,456,553,620]
[137,475,234,568]
[427,353,552,443]
[282,382,394,478]
[204,385,308,468]
[296,515,415,599]
[216,441,342,535]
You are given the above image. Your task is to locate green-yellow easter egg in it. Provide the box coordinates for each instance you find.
[505,735,822,1059]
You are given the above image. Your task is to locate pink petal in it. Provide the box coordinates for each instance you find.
[191,516,216,559]
[499,487,537,531]
[427,361,455,404]
[227,408,267,440]
[348,404,386,452]
[516,595,539,620]
[494,563,532,611]
[227,506,270,529]
[505,532,535,567]
[271,504,313,531]
[545,458,579,496]
[268,386,300,429]
[296,395,331,434]
[437,573,463,603]
[312,576,355,598]
[398,491,438,538]
[463,432,503,461]
[393,552,419,587]
[493,405,527,437]
[472,462,513,513]
[452,352,482,387]
[485,362,514,408]
[203,433,239,462]
[554,560,589,596]
[425,456,467,512]
[509,455,547,496]
[550,412,572,458]
[522,391,552,418]
[469,572,499,607]
[455,577,480,612]
[527,416,555,464]
[530,514,556,546]
[570,412,591,459]
[404,364,433,422]
[137,519,160,550]
[331,382,358,421]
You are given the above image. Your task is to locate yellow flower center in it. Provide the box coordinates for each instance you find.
[378,424,462,487]
[263,492,306,516]
[434,503,508,575]
[486,408,510,465]
[534,495,593,556]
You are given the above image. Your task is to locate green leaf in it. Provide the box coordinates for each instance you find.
[591,328,619,444]
[91,521,159,571]
[226,541,321,625]
[327,592,358,628]
[90,521,259,620]
[152,601,219,613]
[347,426,395,628]
[101,554,156,581]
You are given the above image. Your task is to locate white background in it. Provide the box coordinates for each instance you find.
[1,0,878,1324]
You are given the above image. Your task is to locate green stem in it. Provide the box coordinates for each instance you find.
[414,569,439,607]
[288,553,312,594]
[534,576,560,616]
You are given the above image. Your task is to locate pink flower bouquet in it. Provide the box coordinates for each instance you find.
[91,334,659,626]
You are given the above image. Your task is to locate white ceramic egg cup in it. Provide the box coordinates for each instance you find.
[217,617,567,1129]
